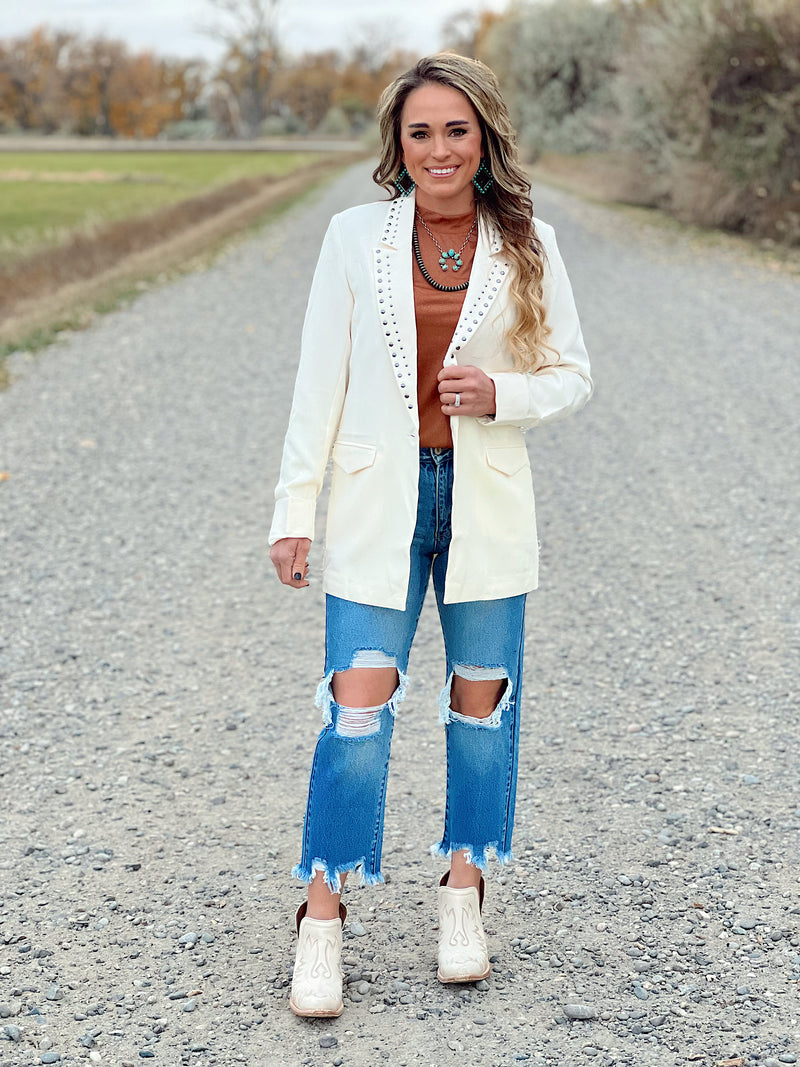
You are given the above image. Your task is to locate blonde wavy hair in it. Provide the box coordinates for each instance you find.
[373,53,556,373]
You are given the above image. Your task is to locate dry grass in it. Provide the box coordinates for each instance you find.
[0,154,362,356]
[529,151,665,208]
[532,150,800,246]
[0,158,348,315]
[529,150,800,271]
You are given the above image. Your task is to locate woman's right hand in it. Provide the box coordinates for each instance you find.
[269,537,311,588]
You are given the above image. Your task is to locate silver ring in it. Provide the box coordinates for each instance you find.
[453,393,461,408]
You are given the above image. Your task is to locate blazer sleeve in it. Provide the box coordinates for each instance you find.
[268,214,353,545]
[484,222,593,430]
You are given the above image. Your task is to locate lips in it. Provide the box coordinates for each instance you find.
[427,166,459,177]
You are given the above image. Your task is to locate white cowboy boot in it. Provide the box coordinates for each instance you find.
[289,901,347,1017]
[437,873,490,983]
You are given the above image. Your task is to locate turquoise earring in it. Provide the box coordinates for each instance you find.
[472,159,494,195]
[394,165,415,197]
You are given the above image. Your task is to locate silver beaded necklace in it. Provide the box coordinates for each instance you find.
[415,211,478,273]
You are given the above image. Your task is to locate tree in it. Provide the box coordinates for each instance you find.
[0,26,72,132]
[334,26,417,132]
[271,50,341,131]
[440,8,502,58]
[204,0,281,137]
[0,26,204,137]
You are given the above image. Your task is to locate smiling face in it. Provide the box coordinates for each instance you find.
[399,82,483,215]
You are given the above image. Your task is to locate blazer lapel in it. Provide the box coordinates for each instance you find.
[445,217,510,362]
[373,197,511,410]
[374,195,418,417]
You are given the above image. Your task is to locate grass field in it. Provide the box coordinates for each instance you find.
[0,150,322,263]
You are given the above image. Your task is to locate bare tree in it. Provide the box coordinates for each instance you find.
[203,0,281,137]
[347,20,402,77]
[440,8,502,59]
[440,9,480,58]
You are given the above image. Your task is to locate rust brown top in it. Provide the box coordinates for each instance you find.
[413,205,478,449]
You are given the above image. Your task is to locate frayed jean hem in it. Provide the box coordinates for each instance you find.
[292,857,385,895]
[430,840,515,872]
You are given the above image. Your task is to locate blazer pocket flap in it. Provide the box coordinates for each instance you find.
[332,441,377,474]
[486,445,529,477]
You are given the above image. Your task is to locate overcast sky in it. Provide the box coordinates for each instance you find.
[4,0,510,61]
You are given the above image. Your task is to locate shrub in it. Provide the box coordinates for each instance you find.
[614,0,800,238]
[483,0,623,157]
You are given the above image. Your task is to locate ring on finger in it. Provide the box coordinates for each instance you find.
[453,392,461,408]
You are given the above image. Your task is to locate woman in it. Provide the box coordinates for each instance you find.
[269,53,592,1018]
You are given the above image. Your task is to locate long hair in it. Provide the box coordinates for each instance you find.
[373,53,555,373]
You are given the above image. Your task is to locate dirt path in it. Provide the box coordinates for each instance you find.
[1,164,798,1067]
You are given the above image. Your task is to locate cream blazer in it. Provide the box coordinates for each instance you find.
[269,191,592,610]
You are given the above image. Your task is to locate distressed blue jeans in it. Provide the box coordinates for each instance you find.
[293,447,527,893]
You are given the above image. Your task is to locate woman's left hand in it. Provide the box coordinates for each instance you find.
[438,364,496,418]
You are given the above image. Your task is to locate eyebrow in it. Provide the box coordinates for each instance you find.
[406,120,472,129]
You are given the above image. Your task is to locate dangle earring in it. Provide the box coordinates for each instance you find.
[472,158,494,195]
[394,165,416,198]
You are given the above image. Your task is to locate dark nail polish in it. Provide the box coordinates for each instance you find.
[293,572,302,581]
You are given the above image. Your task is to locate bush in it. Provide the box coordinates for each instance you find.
[314,105,351,136]
[483,0,623,157]
[613,0,800,238]
[259,113,309,137]
[483,0,800,242]
[160,119,218,141]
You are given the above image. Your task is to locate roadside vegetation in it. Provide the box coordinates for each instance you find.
[0,150,356,364]
[482,0,800,248]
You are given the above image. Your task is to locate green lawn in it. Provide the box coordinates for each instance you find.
[0,150,321,263]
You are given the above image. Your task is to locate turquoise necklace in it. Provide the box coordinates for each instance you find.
[415,211,478,273]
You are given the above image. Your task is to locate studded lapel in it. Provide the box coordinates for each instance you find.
[372,195,511,417]
[444,218,510,364]
[373,195,418,419]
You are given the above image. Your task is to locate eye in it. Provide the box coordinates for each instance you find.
[410,130,428,139]
[449,128,468,137]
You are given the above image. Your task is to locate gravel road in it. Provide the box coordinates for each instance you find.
[1,163,798,1067]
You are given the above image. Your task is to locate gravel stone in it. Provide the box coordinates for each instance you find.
[564,1004,597,1020]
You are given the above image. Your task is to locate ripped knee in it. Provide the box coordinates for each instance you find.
[315,650,409,728]
[332,657,398,710]
[439,665,511,728]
